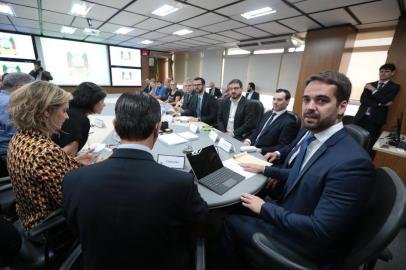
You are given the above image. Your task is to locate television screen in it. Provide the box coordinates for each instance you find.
[109,46,141,67]
[0,61,33,75]
[111,67,141,86]
[0,32,36,60]
[39,37,110,85]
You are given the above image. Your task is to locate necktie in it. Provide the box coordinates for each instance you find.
[283,131,310,168]
[196,96,202,118]
[283,133,316,194]
[377,82,383,90]
[254,113,276,145]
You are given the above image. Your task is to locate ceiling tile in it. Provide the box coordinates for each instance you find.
[87,4,118,21]
[139,32,167,39]
[42,0,71,13]
[133,18,172,30]
[88,0,133,9]
[7,0,38,7]
[125,28,149,37]
[42,22,63,32]
[191,37,220,44]
[205,34,235,42]
[71,17,103,29]
[109,11,148,26]
[295,0,373,13]
[201,20,245,32]
[234,27,270,38]
[159,35,184,42]
[0,15,10,24]
[180,12,228,28]
[12,4,38,20]
[349,0,400,24]
[255,21,294,35]
[310,9,357,27]
[10,17,39,28]
[279,16,320,32]
[43,30,64,38]
[182,39,210,45]
[99,23,126,33]
[218,30,251,40]
[42,10,74,25]
[0,23,16,31]
[14,26,40,35]
[156,24,187,34]
[106,34,133,41]
[186,0,239,10]
[66,34,87,40]
[85,36,107,43]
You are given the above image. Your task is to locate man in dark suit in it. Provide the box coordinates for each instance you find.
[243,89,299,155]
[217,79,258,139]
[245,82,260,100]
[181,77,217,126]
[29,60,53,81]
[178,79,194,110]
[354,63,400,145]
[63,93,208,270]
[208,82,222,98]
[220,71,375,269]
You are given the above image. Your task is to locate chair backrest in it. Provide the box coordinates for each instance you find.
[250,100,265,126]
[287,111,301,129]
[342,115,355,125]
[341,167,406,269]
[345,124,371,151]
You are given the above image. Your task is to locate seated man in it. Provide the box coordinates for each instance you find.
[219,71,375,269]
[181,77,217,126]
[63,93,208,270]
[244,89,299,155]
[217,79,258,139]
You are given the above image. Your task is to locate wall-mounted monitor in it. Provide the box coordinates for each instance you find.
[111,67,141,86]
[109,46,141,67]
[38,37,110,85]
[0,32,36,60]
[0,60,33,75]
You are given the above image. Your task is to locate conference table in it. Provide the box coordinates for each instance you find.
[87,115,268,209]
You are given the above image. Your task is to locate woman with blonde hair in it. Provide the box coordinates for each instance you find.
[7,81,92,230]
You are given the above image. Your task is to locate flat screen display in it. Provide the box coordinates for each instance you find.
[111,67,141,86]
[0,61,33,75]
[109,46,141,67]
[0,32,36,60]
[39,37,110,85]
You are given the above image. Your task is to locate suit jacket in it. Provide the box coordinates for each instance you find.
[249,111,299,155]
[62,148,208,270]
[29,69,53,81]
[209,87,222,98]
[217,96,258,139]
[245,91,260,100]
[260,128,374,266]
[181,92,217,126]
[354,80,400,125]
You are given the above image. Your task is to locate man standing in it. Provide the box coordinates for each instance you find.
[181,77,217,126]
[244,89,299,155]
[0,73,34,177]
[354,63,400,145]
[176,79,194,109]
[220,71,374,269]
[63,93,208,270]
[245,82,260,100]
[208,82,222,98]
[29,60,53,81]
[217,79,258,139]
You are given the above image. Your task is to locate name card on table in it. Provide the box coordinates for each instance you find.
[218,137,233,153]
[189,123,199,133]
[209,131,219,142]
[94,118,106,128]
[157,154,185,169]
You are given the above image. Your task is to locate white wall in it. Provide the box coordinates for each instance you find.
[202,49,223,86]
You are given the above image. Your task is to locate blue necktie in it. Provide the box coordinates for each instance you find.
[283,133,316,194]
[254,112,276,146]
[196,96,202,118]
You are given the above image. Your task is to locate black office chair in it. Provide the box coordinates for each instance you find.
[0,176,17,220]
[287,111,301,129]
[343,115,355,125]
[345,124,371,151]
[250,167,406,270]
[241,100,264,139]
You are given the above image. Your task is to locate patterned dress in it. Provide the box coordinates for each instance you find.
[7,129,79,230]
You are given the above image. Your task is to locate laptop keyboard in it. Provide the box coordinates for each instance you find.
[200,168,244,195]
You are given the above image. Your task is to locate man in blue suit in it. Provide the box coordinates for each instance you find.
[63,93,208,270]
[219,71,375,269]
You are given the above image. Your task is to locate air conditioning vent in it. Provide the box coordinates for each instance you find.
[239,42,259,48]
[261,39,287,45]
[237,35,304,51]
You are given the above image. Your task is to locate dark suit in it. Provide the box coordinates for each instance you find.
[209,87,222,98]
[221,128,374,269]
[354,80,400,140]
[245,91,260,100]
[217,96,258,139]
[63,148,208,270]
[29,68,53,81]
[248,111,299,155]
[181,92,217,126]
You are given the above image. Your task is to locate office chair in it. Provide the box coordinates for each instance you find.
[287,111,301,129]
[249,167,406,270]
[0,176,16,220]
[241,100,265,139]
[342,115,355,125]
[345,124,371,151]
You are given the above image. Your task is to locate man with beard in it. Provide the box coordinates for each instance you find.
[219,71,375,270]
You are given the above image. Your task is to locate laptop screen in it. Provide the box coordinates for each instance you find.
[187,145,223,179]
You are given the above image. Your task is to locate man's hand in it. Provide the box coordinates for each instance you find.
[240,163,265,173]
[74,151,97,166]
[265,177,279,190]
[243,139,250,145]
[189,117,199,122]
[225,131,234,137]
[365,83,375,91]
[264,152,278,162]
[240,193,265,214]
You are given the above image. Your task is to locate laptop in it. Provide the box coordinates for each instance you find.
[186,145,244,195]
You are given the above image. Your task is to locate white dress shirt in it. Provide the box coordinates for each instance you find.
[226,96,242,132]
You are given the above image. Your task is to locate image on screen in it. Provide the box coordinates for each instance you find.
[0,61,33,75]
[109,46,141,67]
[111,67,141,86]
[0,32,36,60]
[39,37,110,85]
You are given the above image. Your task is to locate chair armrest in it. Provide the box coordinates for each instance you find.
[0,176,11,185]
[378,248,392,262]
[195,237,205,270]
[252,233,318,270]
[27,208,66,238]
[0,183,12,191]
[59,243,82,270]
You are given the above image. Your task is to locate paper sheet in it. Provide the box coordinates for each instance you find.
[222,158,255,179]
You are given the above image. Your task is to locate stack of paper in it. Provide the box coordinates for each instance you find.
[158,133,188,145]
[178,131,199,141]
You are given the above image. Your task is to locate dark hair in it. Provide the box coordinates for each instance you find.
[228,79,243,88]
[248,82,255,90]
[34,60,41,66]
[194,77,205,85]
[275,89,291,100]
[379,63,396,71]
[305,71,351,104]
[114,93,161,140]
[71,82,106,113]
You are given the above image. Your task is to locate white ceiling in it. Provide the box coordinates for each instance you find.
[0,0,402,52]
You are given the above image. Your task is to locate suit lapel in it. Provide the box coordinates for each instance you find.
[262,111,285,135]
[223,99,231,124]
[234,96,246,125]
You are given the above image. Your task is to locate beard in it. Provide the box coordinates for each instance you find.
[303,111,336,133]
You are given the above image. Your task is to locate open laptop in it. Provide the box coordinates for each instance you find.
[186,145,244,195]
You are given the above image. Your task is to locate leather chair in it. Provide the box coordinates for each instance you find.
[0,176,16,220]
[343,115,355,125]
[250,167,406,270]
[345,124,371,151]
[287,111,301,129]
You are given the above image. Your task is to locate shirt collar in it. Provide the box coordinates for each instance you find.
[116,143,152,154]
[272,109,286,116]
[313,122,344,144]
[379,80,389,84]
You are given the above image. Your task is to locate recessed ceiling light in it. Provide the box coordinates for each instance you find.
[83,28,100,36]
[0,3,15,16]
[173,29,193,36]
[241,7,276,19]
[254,48,284,54]
[60,26,77,34]
[70,1,93,16]
[152,4,179,16]
[140,40,154,45]
[114,27,133,35]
